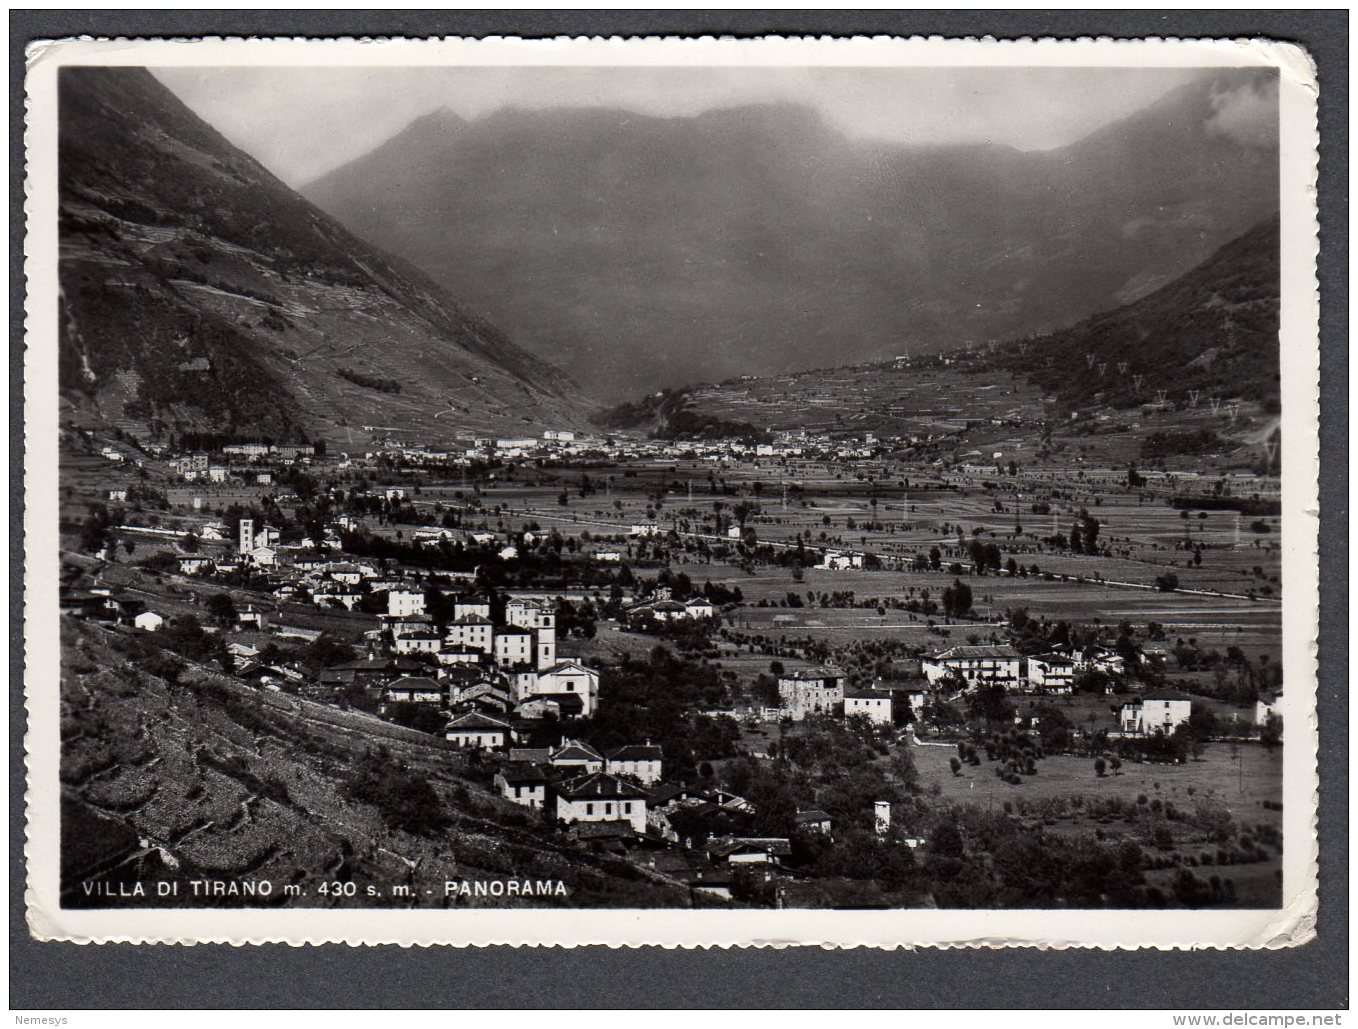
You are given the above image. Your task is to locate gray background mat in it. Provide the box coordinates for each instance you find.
[10,8,1348,1010]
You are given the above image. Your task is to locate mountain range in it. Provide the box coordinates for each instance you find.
[305,71,1280,399]
[992,215,1281,411]
[58,68,581,446]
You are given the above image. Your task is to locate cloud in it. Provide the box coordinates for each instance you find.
[1206,78,1280,149]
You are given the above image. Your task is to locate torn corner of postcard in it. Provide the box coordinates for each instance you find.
[23,33,1322,948]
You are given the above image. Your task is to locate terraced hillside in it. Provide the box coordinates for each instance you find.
[58,68,583,448]
[60,619,682,908]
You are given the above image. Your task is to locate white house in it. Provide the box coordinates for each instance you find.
[777,667,846,721]
[444,711,512,750]
[388,588,426,618]
[923,645,1022,687]
[328,564,365,586]
[536,660,600,717]
[843,688,893,725]
[445,614,495,654]
[393,632,441,656]
[819,550,864,570]
[237,606,268,630]
[495,765,549,809]
[1256,692,1283,725]
[605,743,663,784]
[199,522,230,542]
[1027,653,1077,692]
[133,611,164,632]
[494,626,534,668]
[683,598,716,619]
[383,675,444,704]
[628,522,661,538]
[1120,693,1193,736]
[553,772,648,834]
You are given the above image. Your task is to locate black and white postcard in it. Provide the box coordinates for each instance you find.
[23,35,1321,948]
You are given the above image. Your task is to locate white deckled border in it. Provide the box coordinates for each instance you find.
[23,33,1322,949]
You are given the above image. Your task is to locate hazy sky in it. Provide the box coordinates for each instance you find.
[154,66,1207,188]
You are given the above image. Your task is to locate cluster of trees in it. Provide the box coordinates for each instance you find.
[1062,509,1102,555]
[574,647,739,781]
[967,539,1005,574]
[336,366,402,394]
[940,579,974,618]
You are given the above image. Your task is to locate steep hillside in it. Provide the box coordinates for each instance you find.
[58,68,583,447]
[305,72,1279,398]
[61,618,682,908]
[994,217,1281,410]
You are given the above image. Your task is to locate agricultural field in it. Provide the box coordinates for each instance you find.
[913,739,1282,822]
[912,739,1284,907]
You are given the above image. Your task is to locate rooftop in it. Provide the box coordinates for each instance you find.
[779,666,846,682]
[555,772,648,801]
[445,711,511,730]
[607,744,663,761]
[929,645,1021,661]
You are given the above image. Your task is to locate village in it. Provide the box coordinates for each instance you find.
[59,395,1287,907]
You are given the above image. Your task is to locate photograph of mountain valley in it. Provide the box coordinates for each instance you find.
[57,60,1289,912]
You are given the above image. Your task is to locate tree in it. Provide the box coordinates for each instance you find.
[1080,511,1101,553]
[966,681,1015,724]
[1094,756,1107,778]
[949,756,963,777]
[942,578,973,619]
[78,506,112,554]
[928,546,941,571]
[205,592,237,626]
[930,822,964,859]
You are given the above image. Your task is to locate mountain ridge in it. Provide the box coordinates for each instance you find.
[302,71,1279,400]
[59,67,585,447]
